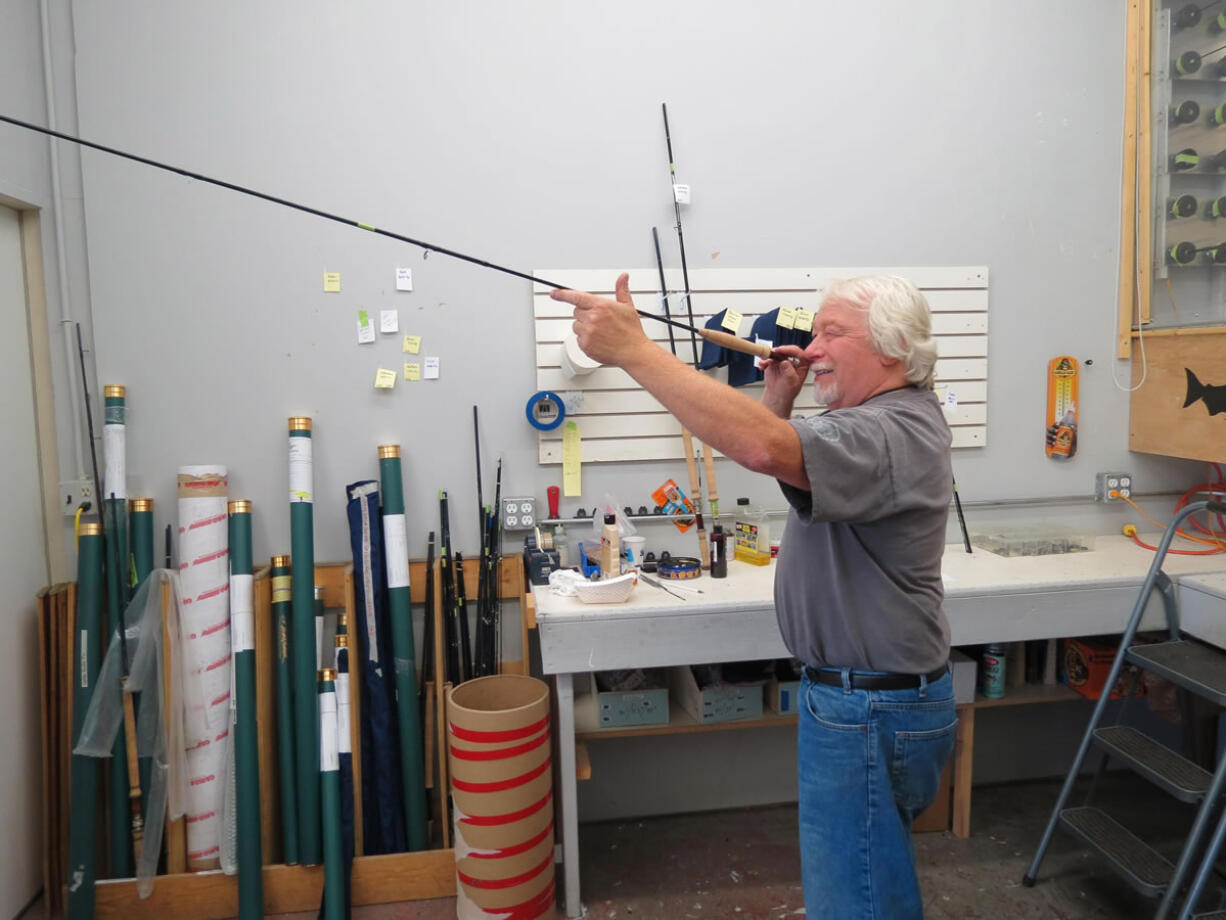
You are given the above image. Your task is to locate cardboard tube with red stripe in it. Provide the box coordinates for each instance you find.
[177,465,231,871]
[448,675,557,919]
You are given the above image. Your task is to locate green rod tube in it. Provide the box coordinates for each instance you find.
[315,585,325,672]
[271,555,299,865]
[318,670,344,920]
[129,499,154,588]
[128,499,155,837]
[289,418,321,865]
[229,502,263,918]
[68,525,104,920]
[102,386,132,876]
[377,444,428,851]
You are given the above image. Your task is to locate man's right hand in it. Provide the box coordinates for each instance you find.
[760,345,810,418]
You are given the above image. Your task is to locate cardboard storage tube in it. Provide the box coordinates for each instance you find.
[448,675,557,920]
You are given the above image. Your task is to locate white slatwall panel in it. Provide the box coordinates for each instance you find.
[533,267,989,464]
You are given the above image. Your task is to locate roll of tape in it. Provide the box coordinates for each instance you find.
[526,391,566,431]
[560,330,601,378]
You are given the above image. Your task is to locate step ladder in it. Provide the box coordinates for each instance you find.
[1024,500,1226,920]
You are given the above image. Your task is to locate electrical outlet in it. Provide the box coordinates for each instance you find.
[502,496,536,530]
[1095,471,1133,502]
[59,478,95,516]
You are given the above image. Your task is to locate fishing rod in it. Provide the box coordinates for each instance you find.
[652,227,710,571]
[662,103,702,370]
[490,459,503,676]
[1,113,787,363]
[438,492,462,684]
[454,551,472,682]
[421,531,436,693]
[651,227,678,356]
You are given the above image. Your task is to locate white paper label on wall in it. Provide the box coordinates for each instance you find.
[383,513,410,588]
[423,356,440,379]
[230,574,254,652]
[380,310,398,334]
[357,310,376,344]
[396,267,413,291]
[672,183,691,204]
[103,425,127,499]
[944,389,958,412]
[288,437,313,503]
[754,337,773,369]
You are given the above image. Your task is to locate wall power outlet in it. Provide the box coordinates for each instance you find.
[1095,472,1133,502]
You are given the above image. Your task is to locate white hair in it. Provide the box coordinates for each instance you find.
[819,275,938,388]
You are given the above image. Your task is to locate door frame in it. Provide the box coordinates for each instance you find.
[1,195,65,584]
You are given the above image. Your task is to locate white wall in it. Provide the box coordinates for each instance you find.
[59,0,1202,575]
[3,0,1216,829]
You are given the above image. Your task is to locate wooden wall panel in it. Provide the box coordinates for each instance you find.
[1129,331,1226,462]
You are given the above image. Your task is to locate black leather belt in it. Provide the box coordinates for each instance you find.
[804,663,949,690]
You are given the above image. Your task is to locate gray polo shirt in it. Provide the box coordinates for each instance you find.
[774,386,952,674]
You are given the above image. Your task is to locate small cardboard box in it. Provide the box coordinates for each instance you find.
[590,670,670,728]
[949,649,977,705]
[1064,637,1144,701]
[769,677,802,715]
[671,665,764,724]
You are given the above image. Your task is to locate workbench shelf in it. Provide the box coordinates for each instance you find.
[575,699,796,740]
[972,683,1083,709]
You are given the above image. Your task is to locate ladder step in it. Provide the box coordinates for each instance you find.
[1093,725,1212,803]
[1127,640,1226,706]
[1059,806,1173,897]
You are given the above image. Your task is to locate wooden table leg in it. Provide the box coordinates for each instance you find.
[952,704,974,839]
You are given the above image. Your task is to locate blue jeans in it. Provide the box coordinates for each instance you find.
[797,669,956,920]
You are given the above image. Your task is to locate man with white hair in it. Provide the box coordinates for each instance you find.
[552,273,955,920]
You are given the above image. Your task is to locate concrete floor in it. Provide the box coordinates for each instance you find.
[257,772,1216,919]
[25,773,1221,919]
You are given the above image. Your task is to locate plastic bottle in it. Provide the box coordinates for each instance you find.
[710,524,728,578]
[733,497,771,566]
[600,513,620,580]
[554,524,570,568]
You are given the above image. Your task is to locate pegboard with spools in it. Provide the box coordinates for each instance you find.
[1155,3,1226,274]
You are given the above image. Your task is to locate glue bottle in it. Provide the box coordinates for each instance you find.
[733,497,771,566]
[600,514,620,579]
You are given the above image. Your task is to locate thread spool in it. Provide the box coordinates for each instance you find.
[1168,241,1198,265]
[1169,194,1199,219]
[1171,100,1200,125]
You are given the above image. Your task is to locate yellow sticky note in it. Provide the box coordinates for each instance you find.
[323,272,341,292]
[403,362,421,381]
[374,368,397,389]
[721,308,743,333]
[402,334,422,354]
[777,307,797,330]
[562,421,582,497]
[794,309,815,333]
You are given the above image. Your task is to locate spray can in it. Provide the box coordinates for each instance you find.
[600,514,620,580]
[982,643,1007,699]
